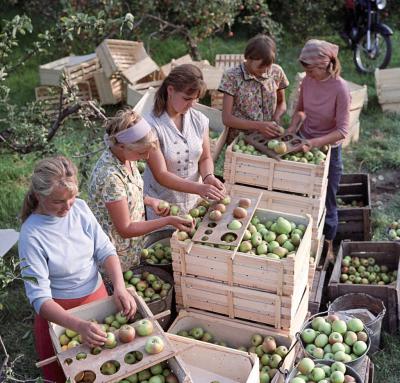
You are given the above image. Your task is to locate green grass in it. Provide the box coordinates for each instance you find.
[1,13,400,380]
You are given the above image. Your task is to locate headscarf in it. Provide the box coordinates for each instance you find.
[299,39,339,69]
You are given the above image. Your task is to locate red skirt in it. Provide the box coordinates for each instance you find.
[34,282,108,383]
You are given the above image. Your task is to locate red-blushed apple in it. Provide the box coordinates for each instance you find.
[135,319,154,336]
[145,336,164,354]
[165,374,179,383]
[118,324,135,343]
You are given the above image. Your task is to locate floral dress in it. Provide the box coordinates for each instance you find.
[218,63,289,142]
[88,148,145,271]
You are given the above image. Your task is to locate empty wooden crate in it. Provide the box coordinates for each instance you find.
[375,67,400,113]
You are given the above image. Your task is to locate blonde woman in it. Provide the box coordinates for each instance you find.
[143,64,225,220]
[88,109,193,272]
[19,156,135,382]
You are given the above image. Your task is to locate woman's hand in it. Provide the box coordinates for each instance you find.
[112,286,137,319]
[145,197,170,216]
[256,121,282,138]
[197,183,225,201]
[77,320,108,348]
[168,216,195,232]
[203,174,226,194]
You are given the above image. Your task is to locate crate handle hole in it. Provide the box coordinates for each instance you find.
[100,360,120,375]
[75,370,96,383]
[208,223,217,228]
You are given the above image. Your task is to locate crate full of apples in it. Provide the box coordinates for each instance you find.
[49,289,189,382]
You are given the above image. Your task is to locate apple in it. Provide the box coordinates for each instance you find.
[67,340,80,349]
[312,347,324,359]
[65,328,78,338]
[259,372,270,383]
[177,231,189,241]
[297,358,315,375]
[331,371,345,383]
[138,369,151,381]
[104,314,115,325]
[101,361,117,375]
[331,361,346,373]
[220,196,231,205]
[329,332,343,344]
[124,352,137,364]
[111,320,121,329]
[332,319,347,334]
[91,346,102,355]
[165,374,179,383]
[170,205,180,216]
[344,331,357,346]
[209,210,222,221]
[332,342,345,354]
[118,324,135,343]
[189,327,204,340]
[76,352,87,360]
[311,367,326,382]
[347,318,364,333]
[261,336,276,353]
[301,328,317,344]
[116,312,128,325]
[104,332,117,349]
[149,376,164,383]
[353,340,367,356]
[251,333,263,347]
[136,319,154,336]
[213,203,226,213]
[145,336,164,354]
[357,331,368,342]
[260,354,270,366]
[59,334,70,346]
[238,198,251,208]
[318,321,332,335]
[275,345,288,358]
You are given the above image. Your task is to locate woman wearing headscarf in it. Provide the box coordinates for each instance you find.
[287,39,351,261]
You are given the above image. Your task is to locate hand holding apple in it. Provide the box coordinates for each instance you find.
[155,199,171,216]
[198,183,225,201]
[112,286,137,320]
[168,216,194,233]
[76,320,108,348]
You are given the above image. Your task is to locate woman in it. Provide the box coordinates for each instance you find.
[218,34,289,143]
[19,156,136,382]
[288,39,351,260]
[143,63,225,220]
[88,109,194,271]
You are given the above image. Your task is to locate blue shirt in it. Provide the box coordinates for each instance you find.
[18,198,116,313]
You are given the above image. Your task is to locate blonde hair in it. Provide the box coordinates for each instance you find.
[105,108,158,151]
[153,64,207,117]
[21,156,78,222]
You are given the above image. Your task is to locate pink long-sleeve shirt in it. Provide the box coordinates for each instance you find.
[297,75,351,146]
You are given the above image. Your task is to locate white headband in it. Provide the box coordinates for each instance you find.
[104,118,152,147]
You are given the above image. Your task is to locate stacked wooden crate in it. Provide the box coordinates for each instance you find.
[287,72,368,147]
[171,203,312,335]
[37,53,100,116]
[375,67,400,113]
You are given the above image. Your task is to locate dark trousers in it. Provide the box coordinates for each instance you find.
[323,146,343,240]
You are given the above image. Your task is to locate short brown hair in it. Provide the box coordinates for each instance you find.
[244,34,276,66]
[153,64,207,117]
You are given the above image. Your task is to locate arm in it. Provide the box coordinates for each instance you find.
[147,146,225,200]
[105,199,193,238]
[221,93,281,137]
[273,88,287,124]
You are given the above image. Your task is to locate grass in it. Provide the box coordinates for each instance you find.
[1,11,400,381]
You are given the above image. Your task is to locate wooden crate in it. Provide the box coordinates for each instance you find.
[96,39,159,83]
[335,173,372,243]
[311,208,326,255]
[328,241,400,333]
[175,278,310,334]
[171,208,312,299]
[167,332,259,383]
[354,355,374,383]
[194,102,228,161]
[215,54,244,70]
[93,70,124,105]
[168,308,295,383]
[375,67,400,113]
[35,82,92,119]
[223,136,330,198]
[48,289,189,382]
[159,54,194,79]
[308,231,325,290]
[126,80,162,108]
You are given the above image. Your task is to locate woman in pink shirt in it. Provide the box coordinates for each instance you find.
[288,39,351,260]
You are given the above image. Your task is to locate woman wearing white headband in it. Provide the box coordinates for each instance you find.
[88,109,194,272]
[143,63,226,220]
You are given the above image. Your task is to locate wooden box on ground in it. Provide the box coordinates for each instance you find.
[49,289,185,382]
[194,102,228,161]
[375,67,400,113]
[35,82,92,119]
[335,173,372,243]
[96,39,159,84]
[355,355,374,383]
[307,233,326,293]
[126,80,162,107]
[167,332,259,383]
[328,241,400,333]
[168,308,295,383]
[159,54,193,79]
[223,136,330,198]
[93,70,124,105]
[171,208,312,300]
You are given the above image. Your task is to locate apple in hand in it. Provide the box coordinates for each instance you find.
[145,336,165,354]
[104,332,117,349]
[118,324,136,343]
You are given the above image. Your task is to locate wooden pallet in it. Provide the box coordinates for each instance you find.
[335,173,372,243]
[168,308,295,383]
[171,208,312,298]
[48,289,190,382]
[167,331,259,383]
[215,54,244,70]
[328,241,400,334]
[375,67,400,113]
[35,82,92,119]
[96,39,159,84]
[93,70,124,105]
[223,135,330,198]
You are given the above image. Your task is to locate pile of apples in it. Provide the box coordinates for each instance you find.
[281,146,328,165]
[232,138,264,156]
[387,219,400,241]
[209,130,222,142]
[141,241,173,266]
[289,359,358,383]
[176,327,287,382]
[336,198,364,208]
[340,255,397,285]
[300,314,369,363]
[238,214,305,259]
[123,270,172,303]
